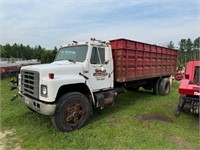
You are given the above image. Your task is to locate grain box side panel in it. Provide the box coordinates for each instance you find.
[110,38,178,83]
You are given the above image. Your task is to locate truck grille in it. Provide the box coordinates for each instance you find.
[21,70,39,99]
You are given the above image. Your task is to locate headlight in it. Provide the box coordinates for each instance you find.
[41,85,48,97]
[18,74,21,90]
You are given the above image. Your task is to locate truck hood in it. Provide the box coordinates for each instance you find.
[21,61,83,78]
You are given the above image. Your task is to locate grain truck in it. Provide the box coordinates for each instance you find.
[12,38,178,131]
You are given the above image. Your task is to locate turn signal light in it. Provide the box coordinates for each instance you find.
[49,73,54,79]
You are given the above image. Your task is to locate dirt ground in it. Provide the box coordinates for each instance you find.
[135,113,196,149]
[171,136,195,149]
[0,131,10,150]
[0,130,21,150]
[136,113,174,123]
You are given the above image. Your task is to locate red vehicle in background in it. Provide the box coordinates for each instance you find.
[174,61,200,116]
[0,65,21,79]
[0,60,40,79]
[174,66,185,81]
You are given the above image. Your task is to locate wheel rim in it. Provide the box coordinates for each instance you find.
[64,102,86,126]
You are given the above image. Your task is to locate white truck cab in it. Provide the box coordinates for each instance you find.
[18,38,115,131]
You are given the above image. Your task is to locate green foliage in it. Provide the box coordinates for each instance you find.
[178,37,200,66]
[0,45,6,57]
[167,41,175,49]
[193,37,200,60]
[41,50,57,63]
[1,43,57,63]
[1,78,199,149]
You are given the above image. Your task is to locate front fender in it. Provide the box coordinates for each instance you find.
[39,74,87,102]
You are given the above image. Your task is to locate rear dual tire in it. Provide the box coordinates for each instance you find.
[153,78,161,95]
[153,78,170,96]
[159,78,170,96]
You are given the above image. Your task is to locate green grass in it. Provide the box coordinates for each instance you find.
[1,77,199,149]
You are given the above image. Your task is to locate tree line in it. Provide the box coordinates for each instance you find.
[0,37,199,66]
[167,37,200,67]
[0,43,57,63]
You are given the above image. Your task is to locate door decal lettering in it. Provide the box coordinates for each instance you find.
[93,69,108,80]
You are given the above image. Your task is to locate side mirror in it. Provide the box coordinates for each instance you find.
[185,74,189,79]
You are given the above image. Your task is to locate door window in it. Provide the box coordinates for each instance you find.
[90,47,105,64]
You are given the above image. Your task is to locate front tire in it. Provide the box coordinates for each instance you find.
[51,92,91,132]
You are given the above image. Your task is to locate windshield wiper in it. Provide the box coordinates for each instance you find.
[68,59,76,63]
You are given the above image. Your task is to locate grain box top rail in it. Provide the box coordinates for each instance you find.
[110,38,178,55]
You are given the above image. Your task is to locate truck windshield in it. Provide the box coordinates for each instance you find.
[55,45,88,62]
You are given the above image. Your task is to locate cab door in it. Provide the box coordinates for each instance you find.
[88,46,113,91]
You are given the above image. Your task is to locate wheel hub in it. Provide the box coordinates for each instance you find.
[64,103,85,125]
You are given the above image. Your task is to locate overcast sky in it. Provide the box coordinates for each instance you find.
[1,0,199,49]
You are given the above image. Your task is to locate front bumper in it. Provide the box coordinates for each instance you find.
[18,92,56,116]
